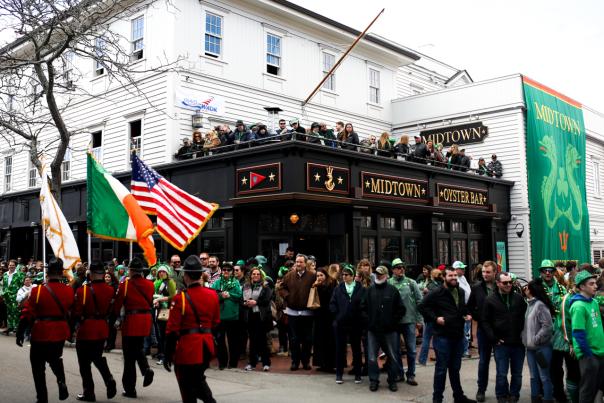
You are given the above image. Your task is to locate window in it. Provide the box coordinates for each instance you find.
[28,162,38,188]
[438,239,449,264]
[204,13,222,57]
[437,220,447,232]
[322,52,335,91]
[379,216,398,230]
[94,37,106,76]
[470,240,480,265]
[402,218,414,231]
[451,221,464,232]
[62,149,71,181]
[361,215,374,229]
[266,33,281,75]
[91,130,103,162]
[451,239,467,263]
[369,68,380,104]
[468,222,480,233]
[206,216,224,229]
[7,94,14,111]
[361,237,376,264]
[380,237,399,264]
[129,120,142,156]
[62,51,74,85]
[4,156,12,192]
[403,238,420,267]
[131,16,144,61]
[593,160,601,196]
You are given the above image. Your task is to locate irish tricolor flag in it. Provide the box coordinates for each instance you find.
[87,153,157,266]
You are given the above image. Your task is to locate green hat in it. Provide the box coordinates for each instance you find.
[539,259,555,270]
[235,260,245,266]
[341,263,355,276]
[452,261,466,270]
[575,270,597,286]
[391,258,405,268]
[278,266,289,278]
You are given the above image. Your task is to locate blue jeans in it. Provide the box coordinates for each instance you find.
[477,327,494,393]
[367,331,399,385]
[494,344,525,399]
[526,345,553,400]
[397,323,417,378]
[463,320,471,354]
[433,336,465,402]
[418,322,433,365]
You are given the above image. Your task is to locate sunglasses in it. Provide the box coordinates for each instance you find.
[500,281,513,285]
[171,261,181,264]
[342,273,352,277]
[542,269,555,273]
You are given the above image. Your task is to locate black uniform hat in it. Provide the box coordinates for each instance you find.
[89,261,105,274]
[47,257,64,275]
[128,256,145,272]
[182,255,203,272]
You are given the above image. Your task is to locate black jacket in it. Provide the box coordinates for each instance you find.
[419,285,468,339]
[329,281,367,328]
[482,290,527,346]
[366,282,405,333]
[339,132,359,151]
[466,281,494,325]
[413,143,430,164]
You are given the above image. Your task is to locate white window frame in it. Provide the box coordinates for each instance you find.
[322,51,336,92]
[4,156,12,192]
[369,68,381,104]
[266,33,282,76]
[204,12,223,58]
[28,160,38,188]
[91,130,103,162]
[61,148,71,182]
[128,118,143,160]
[594,159,601,197]
[62,51,75,86]
[130,15,144,61]
[94,37,106,76]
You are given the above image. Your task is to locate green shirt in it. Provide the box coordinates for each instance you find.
[450,287,460,307]
[570,297,604,359]
[545,280,569,351]
[388,275,423,324]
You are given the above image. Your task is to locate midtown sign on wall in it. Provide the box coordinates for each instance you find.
[420,122,488,147]
[176,89,225,115]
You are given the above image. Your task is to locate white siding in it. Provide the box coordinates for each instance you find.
[585,107,604,260]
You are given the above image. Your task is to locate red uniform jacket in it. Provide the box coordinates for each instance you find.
[73,280,116,340]
[166,283,220,365]
[113,275,154,337]
[21,280,75,342]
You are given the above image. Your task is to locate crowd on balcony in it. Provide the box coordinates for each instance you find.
[175,119,503,178]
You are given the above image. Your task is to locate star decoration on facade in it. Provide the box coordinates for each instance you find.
[268,172,275,182]
[337,176,343,184]
[314,173,321,182]
[365,180,370,188]
[421,188,426,195]
[241,177,248,185]
[481,129,486,134]
[439,190,444,197]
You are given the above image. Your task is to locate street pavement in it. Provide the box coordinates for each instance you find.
[0,335,534,402]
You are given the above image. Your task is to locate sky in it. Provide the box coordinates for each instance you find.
[292,0,604,112]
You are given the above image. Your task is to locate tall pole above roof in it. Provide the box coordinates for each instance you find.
[302,8,385,107]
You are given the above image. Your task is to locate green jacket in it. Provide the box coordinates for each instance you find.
[545,279,568,351]
[388,275,423,324]
[153,278,177,309]
[211,277,242,321]
[2,270,25,300]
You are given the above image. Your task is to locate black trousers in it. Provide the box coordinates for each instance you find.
[335,325,362,378]
[552,349,581,402]
[215,320,241,368]
[175,362,216,403]
[30,341,66,403]
[76,339,114,397]
[122,336,150,393]
[288,315,313,367]
[248,313,270,367]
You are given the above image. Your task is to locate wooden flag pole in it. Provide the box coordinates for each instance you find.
[302,8,385,106]
[129,241,133,261]
[42,221,47,283]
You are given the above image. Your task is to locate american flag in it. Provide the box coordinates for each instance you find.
[130,154,219,251]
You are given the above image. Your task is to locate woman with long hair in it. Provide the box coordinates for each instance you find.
[522,278,555,403]
[377,131,393,157]
[152,266,177,365]
[448,143,462,170]
[242,268,273,371]
[338,123,359,151]
[312,268,337,372]
[418,268,445,365]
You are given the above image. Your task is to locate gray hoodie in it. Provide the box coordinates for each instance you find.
[522,298,553,349]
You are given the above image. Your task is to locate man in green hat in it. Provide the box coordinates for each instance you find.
[569,270,604,403]
[388,258,422,386]
[539,259,570,402]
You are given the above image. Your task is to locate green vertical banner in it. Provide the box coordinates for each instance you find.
[523,76,590,278]
[496,241,507,272]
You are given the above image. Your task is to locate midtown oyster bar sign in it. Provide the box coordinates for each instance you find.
[437,184,488,209]
[420,121,488,147]
[361,172,428,203]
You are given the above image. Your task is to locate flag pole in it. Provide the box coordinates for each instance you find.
[129,241,133,262]
[42,221,47,283]
[87,233,92,264]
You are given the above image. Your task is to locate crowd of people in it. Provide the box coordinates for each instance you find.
[174,118,504,178]
[2,253,604,402]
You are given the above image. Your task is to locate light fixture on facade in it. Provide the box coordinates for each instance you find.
[192,110,204,129]
[515,223,525,238]
[289,214,300,224]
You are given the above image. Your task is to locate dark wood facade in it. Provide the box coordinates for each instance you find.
[0,141,513,275]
